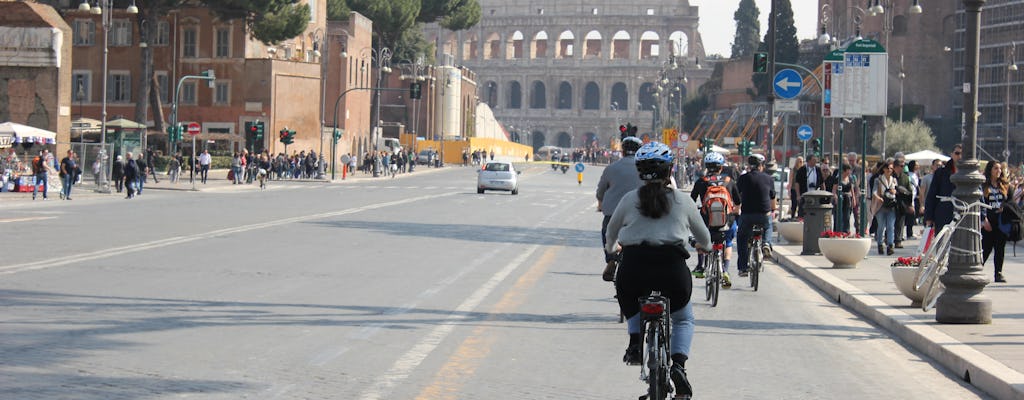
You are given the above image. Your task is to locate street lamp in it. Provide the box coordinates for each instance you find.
[898,54,906,122]
[1006,42,1018,162]
[398,56,428,148]
[361,45,393,177]
[79,0,137,193]
[312,28,327,178]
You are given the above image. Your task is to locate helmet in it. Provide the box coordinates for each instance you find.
[635,141,674,180]
[703,152,725,169]
[747,154,765,166]
[621,136,643,155]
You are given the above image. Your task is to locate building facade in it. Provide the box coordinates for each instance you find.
[427,0,711,151]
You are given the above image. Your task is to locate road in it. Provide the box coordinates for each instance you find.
[0,164,988,399]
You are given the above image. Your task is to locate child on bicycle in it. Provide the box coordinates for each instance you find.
[690,152,740,288]
[605,141,711,398]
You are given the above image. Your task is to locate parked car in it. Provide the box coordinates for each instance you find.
[417,150,433,165]
[477,161,520,195]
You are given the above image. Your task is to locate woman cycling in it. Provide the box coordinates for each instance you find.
[605,141,711,398]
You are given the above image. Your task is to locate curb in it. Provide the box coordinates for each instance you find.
[774,246,1024,400]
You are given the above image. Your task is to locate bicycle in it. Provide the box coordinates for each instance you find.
[914,196,993,311]
[257,168,268,190]
[704,242,725,307]
[635,291,680,400]
[746,224,766,291]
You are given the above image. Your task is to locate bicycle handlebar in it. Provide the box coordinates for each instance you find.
[936,195,994,211]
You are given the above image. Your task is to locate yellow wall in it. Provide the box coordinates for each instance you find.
[410,137,532,165]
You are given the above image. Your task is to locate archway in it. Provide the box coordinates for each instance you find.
[532,31,549,58]
[485,81,498,108]
[531,81,547,109]
[611,31,630,59]
[611,82,628,110]
[557,81,573,109]
[532,131,546,152]
[583,82,600,110]
[584,132,598,148]
[640,31,660,59]
[638,82,656,110]
[583,30,602,59]
[557,131,572,148]
[508,81,522,109]
[557,30,575,58]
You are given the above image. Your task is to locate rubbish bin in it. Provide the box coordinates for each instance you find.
[802,190,834,255]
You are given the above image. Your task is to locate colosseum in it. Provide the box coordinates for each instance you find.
[427,0,712,151]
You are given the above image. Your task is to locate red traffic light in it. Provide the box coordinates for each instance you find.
[619,125,627,133]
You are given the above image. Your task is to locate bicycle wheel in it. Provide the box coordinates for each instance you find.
[710,254,721,307]
[922,266,947,312]
[915,228,952,291]
[645,321,669,400]
[704,255,714,301]
[750,243,761,291]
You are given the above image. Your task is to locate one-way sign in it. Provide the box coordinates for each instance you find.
[773,69,803,99]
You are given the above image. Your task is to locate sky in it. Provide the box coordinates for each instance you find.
[690,0,819,57]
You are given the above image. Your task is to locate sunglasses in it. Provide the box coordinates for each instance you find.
[954,151,962,155]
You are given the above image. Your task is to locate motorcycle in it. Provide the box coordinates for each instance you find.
[561,164,569,174]
[560,156,570,174]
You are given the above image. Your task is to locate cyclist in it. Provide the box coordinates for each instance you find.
[735,154,776,277]
[690,152,740,288]
[605,141,711,398]
[596,135,644,281]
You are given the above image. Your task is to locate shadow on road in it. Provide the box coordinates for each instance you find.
[306,219,597,248]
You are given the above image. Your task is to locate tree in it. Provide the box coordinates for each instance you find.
[871,119,939,156]
[752,0,799,99]
[730,0,760,59]
[327,0,351,21]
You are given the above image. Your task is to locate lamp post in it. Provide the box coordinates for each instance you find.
[399,56,428,149]
[79,0,137,193]
[1006,42,1017,162]
[868,0,923,158]
[936,0,990,324]
[438,71,452,167]
[898,54,905,122]
[313,28,327,178]
[362,44,393,177]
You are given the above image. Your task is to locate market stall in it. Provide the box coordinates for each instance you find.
[0,122,57,192]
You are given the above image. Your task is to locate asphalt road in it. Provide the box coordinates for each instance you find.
[0,164,989,399]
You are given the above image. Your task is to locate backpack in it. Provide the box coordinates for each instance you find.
[702,175,735,228]
[998,201,1023,244]
[32,156,43,174]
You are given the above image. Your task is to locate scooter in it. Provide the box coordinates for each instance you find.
[560,164,569,174]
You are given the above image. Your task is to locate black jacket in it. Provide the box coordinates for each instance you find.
[795,165,824,194]
[924,166,956,230]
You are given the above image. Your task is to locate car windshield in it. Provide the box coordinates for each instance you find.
[484,163,510,172]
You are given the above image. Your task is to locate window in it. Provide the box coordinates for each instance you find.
[646,9,655,15]
[214,81,230,105]
[72,72,91,102]
[108,71,131,103]
[592,8,598,15]
[153,21,169,46]
[155,72,169,103]
[110,19,132,46]
[215,28,230,58]
[73,20,95,46]
[183,27,197,58]
[181,82,197,104]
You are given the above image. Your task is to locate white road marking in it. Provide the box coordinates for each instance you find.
[0,216,57,223]
[0,193,457,275]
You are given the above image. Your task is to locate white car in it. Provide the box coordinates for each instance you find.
[477,161,520,194]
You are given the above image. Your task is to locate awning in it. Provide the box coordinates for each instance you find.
[0,122,56,146]
[105,118,147,129]
[903,149,949,162]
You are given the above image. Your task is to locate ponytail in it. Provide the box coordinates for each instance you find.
[636,181,672,218]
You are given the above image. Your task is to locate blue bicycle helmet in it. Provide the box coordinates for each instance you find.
[635,141,674,180]
[703,152,725,171]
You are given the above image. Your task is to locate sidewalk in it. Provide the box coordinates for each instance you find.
[773,235,1024,400]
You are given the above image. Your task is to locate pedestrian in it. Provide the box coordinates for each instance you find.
[981,160,1010,283]
[168,153,180,184]
[231,152,242,184]
[832,163,857,233]
[892,157,912,248]
[788,156,804,219]
[349,154,357,176]
[123,151,138,198]
[59,150,77,200]
[906,160,921,239]
[31,149,48,200]
[112,155,125,193]
[925,144,962,232]
[146,148,159,183]
[199,149,212,184]
[873,160,899,255]
[135,153,147,195]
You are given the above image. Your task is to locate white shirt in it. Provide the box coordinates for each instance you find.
[199,153,212,165]
[806,167,817,188]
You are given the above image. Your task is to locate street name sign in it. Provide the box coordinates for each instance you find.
[773,69,803,99]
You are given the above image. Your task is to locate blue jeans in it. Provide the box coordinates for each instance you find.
[136,176,145,194]
[737,213,773,272]
[627,302,694,357]
[61,175,73,198]
[875,208,896,246]
[33,173,47,198]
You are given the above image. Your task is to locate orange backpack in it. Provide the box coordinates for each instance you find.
[702,175,735,228]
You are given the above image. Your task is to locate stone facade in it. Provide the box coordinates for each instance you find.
[427,0,711,151]
[0,1,73,154]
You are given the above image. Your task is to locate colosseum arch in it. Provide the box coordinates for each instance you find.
[484,32,501,60]
[640,31,660,59]
[508,81,522,109]
[508,31,524,59]
[583,132,598,147]
[611,31,630,60]
[530,81,547,109]
[557,30,575,59]
[557,81,573,109]
[583,82,600,110]
[668,31,689,57]
[532,31,549,59]
[484,81,498,108]
[610,82,628,111]
[532,131,546,151]
[583,30,603,59]
[462,32,479,60]
[442,31,459,58]
[638,82,656,110]
[556,131,572,148]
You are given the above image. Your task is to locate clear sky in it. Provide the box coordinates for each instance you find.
[690,0,819,57]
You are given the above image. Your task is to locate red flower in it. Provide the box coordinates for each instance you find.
[820,230,861,239]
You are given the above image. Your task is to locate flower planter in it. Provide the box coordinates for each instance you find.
[890,265,925,307]
[818,237,872,268]
[777,221,803,244]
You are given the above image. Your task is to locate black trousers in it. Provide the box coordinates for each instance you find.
[615,245,692,319]
[982,227,1007,275]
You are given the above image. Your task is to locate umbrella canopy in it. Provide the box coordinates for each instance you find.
[709,145,731,155]
[903,149,949,162]
[0,122,56,145]
[105,118,147,129]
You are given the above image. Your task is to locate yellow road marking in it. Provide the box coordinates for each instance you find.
[0,216,57,224]
[414,247,558,400]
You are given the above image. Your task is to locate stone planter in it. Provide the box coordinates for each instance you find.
[818,237,872,268]
[890,265,925,307]
[777,221,803,244]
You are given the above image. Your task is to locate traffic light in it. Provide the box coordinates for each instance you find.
[255,121,264,140]
[409,82,422,100]
[245,121,254,137]
[812,138,822,157]
[332,128,343,141]
[279,129,289,144]
[753,52,768,73]
[166,125,177,142]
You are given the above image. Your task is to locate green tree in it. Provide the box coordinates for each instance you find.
[327,0,352,21]
[752,0,799,99]
[871,119,938,155]
[730,0,760,59]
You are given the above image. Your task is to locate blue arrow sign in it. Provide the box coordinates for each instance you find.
[575,162,585,173]
[773,69,803,99]
[797,124,813,141]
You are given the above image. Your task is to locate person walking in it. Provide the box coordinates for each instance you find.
[146,148,160,183]
[925,144,962,232]
[168,153,180,184]
[59,150,77,200]
[199,150,212,184]
[123,152,138,199]
[788,156,804,219]
[31,149,48,200]
[111,155,125,193]
[832,163,858,233]
[981,161,1009,283]
[135,153,148,195]
[873,161,899,255]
